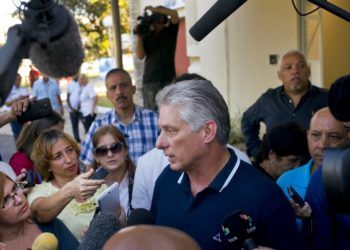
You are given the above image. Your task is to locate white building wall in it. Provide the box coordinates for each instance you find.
[226,0,299,112]
[139,0,300,114]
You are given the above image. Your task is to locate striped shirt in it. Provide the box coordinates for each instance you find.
[80,106,159,165]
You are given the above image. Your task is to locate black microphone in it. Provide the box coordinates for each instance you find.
[127,208,155,226]
[221,210,258,250]
[189,0,247,41]
[78,212,121,250]
[308,0,350,22]
[26,0,85,78]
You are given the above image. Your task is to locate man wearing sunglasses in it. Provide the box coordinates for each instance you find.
[80,68,159,170]
[134,5,179,110]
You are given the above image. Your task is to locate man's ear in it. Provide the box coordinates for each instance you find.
[268,150,277,161]
[277,70,282,81]
[202,120,217,143]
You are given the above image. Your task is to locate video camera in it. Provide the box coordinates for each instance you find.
[134,9,168,37]
[323,74,350,213]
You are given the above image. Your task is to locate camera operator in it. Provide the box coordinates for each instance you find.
[304,74,350,250]
[134,5,179,110]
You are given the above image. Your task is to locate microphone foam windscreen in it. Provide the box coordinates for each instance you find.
[79,212,120,250]
[127,208,155,226]
[32,232,58,250]
[29,6,85,78]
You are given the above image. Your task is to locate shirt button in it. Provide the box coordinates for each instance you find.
[292,113,296,117]
[289,100,292,103]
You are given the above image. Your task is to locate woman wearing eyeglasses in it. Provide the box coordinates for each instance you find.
[26,129,105,242]
[0,172,79,249]
[92,125,136,216]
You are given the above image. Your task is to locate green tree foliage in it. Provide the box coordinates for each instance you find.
[61,0,129,61]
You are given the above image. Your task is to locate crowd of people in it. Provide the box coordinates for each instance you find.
[1,5,350,249]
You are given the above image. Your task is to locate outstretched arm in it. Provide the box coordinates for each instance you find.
[30,169,105,223]
[0,97,29,127]
[146,6,179,24]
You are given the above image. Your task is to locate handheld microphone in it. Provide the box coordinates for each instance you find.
[127,208,155,226]
[221,210,258,250]
[32,232,58,250]
[189,0,247,41]
[78,212,121,250]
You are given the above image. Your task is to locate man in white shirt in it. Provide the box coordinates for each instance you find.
[5,73,29,140]
[78,73,97,133]
[67,76,82,143]
[32,75,64,116]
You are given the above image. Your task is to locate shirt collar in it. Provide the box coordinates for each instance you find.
[279,81,312,96]
[177,148,241,193]
[112,105,142,123]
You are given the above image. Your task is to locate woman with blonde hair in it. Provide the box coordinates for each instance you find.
[27,129,105,241]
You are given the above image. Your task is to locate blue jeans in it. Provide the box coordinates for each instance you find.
[10,121,23,141]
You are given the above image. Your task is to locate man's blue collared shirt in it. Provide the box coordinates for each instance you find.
[32,78,61,112]
[80,106,159,165]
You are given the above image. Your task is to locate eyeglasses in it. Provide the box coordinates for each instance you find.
[94,141,124,157]
[2,183,24,209]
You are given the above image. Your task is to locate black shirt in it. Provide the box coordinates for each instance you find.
[241,84,328,158]
[142,22,179,86]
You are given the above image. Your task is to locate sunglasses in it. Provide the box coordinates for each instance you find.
[94,141,124,157]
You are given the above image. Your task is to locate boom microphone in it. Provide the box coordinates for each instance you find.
[221,210,258,250]
[32,232,58,250]
[189,0,247,41]
[308,0,350,22]
[78,212,121,250]
[0,0,84,105]
[26,0,85,78]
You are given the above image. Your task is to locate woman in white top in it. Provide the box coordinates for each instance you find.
[92,125,135,217]
[78,73,98,133]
